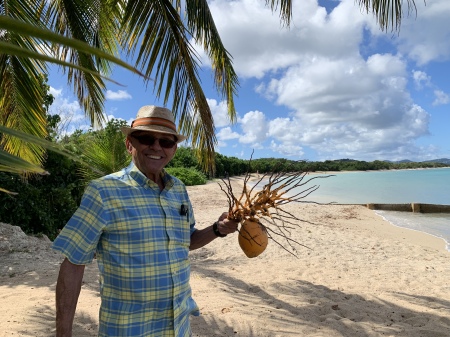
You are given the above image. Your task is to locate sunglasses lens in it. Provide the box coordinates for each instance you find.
[133,135,176,148]
[133,135,155,146]
[159,139,176,148]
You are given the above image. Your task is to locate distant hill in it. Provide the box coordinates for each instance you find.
[422,158,450,164]
[386,158,450,164]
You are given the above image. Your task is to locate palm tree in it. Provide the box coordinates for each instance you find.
[0,0,418,175]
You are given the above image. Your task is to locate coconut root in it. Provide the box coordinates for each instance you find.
[218,160,333,257]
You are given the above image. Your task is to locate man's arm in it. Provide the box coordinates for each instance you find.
[55,258,85,337]
[190,215,239,250]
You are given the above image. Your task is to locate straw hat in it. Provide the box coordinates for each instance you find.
[120,105,187,143]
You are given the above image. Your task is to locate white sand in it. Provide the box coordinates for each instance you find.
[1,177,449,336]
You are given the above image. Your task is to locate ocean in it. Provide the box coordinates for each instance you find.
[254,168,450,251]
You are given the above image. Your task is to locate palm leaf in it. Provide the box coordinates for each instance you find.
[0,42,126,86]
[184,0,239,120]
[0,150,48,175]
[0,16,145,77]
[1,2,50,168]
[0,124,85,170]
[120,0,238,173]
[358,0,417,32]
[78,128,131,184]
[45,0,120,126]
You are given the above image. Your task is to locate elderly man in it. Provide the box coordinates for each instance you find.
[53,106,238,337]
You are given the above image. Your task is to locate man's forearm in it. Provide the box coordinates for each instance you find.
[190,217,239,250]
[189,225,218,250]
[55,258,85,337]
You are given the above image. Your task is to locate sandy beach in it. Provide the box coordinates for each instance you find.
[1,177,449,336]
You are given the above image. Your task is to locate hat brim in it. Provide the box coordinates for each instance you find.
[120,126,187,143]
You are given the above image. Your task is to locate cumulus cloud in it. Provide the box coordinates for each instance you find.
[208,99,233,127]
[238,110,268,146]
[48,87,90,136]
[260,51,433,159]
[412,70,431,89]
[201,0,366,78]
[433,90,450,106]
[269,140,304,157]
[194,0,450,160]
[106,90,132,100]
[393,1,450,65]
[217,126,240,141]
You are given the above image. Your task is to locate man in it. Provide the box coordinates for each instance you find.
[53,105,238,337]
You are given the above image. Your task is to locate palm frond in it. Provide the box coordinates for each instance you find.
[0,41,124,85]
[0,16,144,76]
[0,149,48,175]
[264,0,293,27]
[358,0,417,32]
[120,0,229,172]
[46,0,122,126]
[184,0,239,122]
[1,1,49,167]
[0,124,85,170]
[78,128,131,184]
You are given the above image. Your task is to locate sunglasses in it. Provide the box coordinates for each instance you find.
[131,134,177,148]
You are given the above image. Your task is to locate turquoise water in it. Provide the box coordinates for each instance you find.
[253,168,450,251]
[303,168,450,205]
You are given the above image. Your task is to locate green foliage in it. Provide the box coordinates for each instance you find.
[0,150,83,239]
[165,167,207,186]
[76,119,131,186]
[214,153,248,177]
[167,147,201,170]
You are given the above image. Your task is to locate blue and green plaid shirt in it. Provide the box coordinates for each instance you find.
[53,162,199,337]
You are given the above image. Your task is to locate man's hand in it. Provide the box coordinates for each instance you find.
[216,212,239,236]
[190,212,240,250]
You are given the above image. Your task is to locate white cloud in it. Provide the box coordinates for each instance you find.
[433,90,450,106]
[207,99,233,127]
[386,1,450,65]
[238,110,268,145]
[269,140,304,157]
[106,90,132,100]
[48,87,91,136]
[250,50,431,159]
[200,0,367,78]
[217,126,240,141]
[412,70,431,89]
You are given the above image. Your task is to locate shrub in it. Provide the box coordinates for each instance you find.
[165,167,207,186]
[0,151,83,240]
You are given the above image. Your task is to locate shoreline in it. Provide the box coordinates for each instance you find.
[373,211,450,253]
[375,211,449,252]
[311,166,450,175]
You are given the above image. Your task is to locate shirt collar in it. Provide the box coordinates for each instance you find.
[125,162,174,189]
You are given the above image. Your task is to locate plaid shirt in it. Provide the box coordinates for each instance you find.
[53,162,199,337]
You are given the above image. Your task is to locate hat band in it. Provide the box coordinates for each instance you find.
[131,117,177,132]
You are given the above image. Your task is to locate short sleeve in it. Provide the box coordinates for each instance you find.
[52,182,107,264]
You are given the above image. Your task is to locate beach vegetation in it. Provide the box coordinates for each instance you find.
[165,167,207,186]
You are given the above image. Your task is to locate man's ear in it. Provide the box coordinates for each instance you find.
[125,137,133,154]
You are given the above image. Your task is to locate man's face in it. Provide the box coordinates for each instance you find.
[126,131,177,182]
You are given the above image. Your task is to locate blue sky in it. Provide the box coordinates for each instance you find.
[48,0,450,162]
